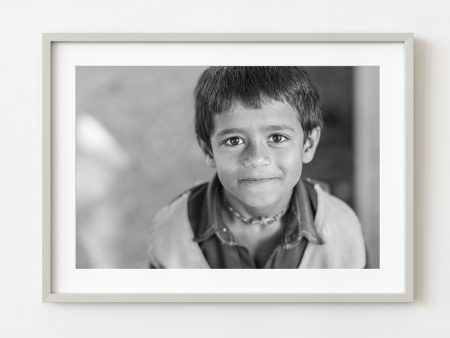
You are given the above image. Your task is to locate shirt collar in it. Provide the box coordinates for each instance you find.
[194,175,324,247]
[283,179,324,248]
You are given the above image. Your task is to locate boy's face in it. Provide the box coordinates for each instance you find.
[207,100,320,212]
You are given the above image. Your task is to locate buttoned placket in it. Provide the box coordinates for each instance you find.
[193,175,324,268]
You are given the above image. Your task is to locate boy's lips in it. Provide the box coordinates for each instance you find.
[238,177,280,184]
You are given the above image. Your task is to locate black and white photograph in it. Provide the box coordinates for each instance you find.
[44,34,412,301]
[75,65,380,270]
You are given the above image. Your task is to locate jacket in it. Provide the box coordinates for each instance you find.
[148,183,366,269]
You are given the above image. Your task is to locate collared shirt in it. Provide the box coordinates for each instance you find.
[187,176,324,269]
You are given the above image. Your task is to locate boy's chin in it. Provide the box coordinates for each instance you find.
[236,194,286,212]
[223,181,295,213]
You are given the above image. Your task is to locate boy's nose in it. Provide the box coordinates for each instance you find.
[242,143,271,168]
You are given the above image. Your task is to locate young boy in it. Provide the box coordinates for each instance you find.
[148,67,366,269]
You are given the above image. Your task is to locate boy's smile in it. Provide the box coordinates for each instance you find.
[208,100,319,218]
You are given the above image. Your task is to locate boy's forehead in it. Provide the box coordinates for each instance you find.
[213,100,301,129]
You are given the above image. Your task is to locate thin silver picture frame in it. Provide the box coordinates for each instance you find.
[43,33,414,302]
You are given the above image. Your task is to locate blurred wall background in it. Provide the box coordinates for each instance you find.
[354,67,380,269]
[76,66,379,268]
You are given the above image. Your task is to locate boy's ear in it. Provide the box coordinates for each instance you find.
[302,127,321,164]
[197,137,216,168]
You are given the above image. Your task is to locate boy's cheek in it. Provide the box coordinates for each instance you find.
[213,151,240,168]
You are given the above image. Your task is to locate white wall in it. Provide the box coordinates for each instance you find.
[1,0,449,336]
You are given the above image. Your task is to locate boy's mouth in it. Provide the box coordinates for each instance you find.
[239,177,279,184]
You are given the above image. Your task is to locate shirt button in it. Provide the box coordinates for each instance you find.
[222,228,227,232]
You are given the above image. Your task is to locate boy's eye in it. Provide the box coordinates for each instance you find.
[268,134,288,143]
[225,137,244,146]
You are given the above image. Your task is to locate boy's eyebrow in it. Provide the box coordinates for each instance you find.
[214,128,246,138]
[214,125,297,138]
[265,125,297,133]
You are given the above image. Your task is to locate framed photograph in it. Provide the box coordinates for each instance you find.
[43,33,413,302]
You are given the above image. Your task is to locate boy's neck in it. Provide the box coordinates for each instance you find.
[222,188,293,219]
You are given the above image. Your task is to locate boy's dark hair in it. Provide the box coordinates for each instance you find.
[194,66,323,152]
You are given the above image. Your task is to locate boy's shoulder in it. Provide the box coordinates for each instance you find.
[305,185,366,268]
[301,177,363,238]
[316,187,359,225]
[151,181,207,227]
[148,182,210,268]
[313,184,361,235]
